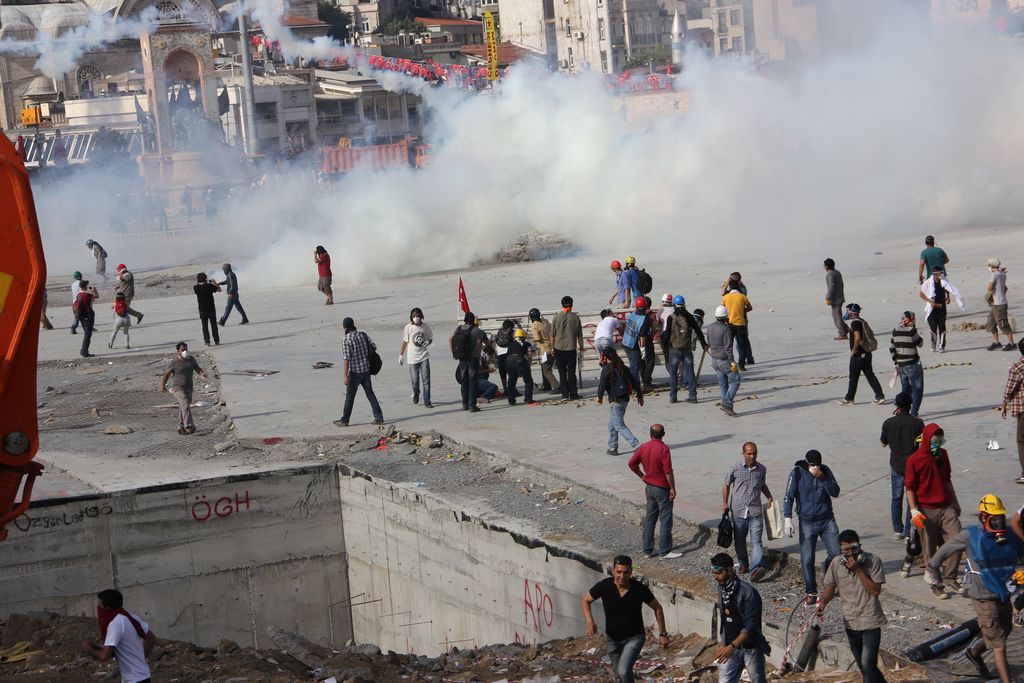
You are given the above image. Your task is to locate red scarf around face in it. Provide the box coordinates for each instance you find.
[98,606,147,641]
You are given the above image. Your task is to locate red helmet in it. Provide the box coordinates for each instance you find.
[610,260,622,269]
[635,296,649,309]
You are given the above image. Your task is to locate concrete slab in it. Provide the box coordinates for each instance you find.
[34,224,1024,628]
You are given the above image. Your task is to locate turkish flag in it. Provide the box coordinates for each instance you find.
[458,277,470,314]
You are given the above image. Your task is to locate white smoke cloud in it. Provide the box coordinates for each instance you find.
[0,7,159,79]
[244,0,352,62]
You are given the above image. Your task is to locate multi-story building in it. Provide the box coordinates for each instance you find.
[496,0,665,73]
[683,0,754,56]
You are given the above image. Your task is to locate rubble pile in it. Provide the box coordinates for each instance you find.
[490,232,580,264]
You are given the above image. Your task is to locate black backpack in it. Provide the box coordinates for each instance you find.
[451,326,473,360]
[716,512,733,548]
[495,327,513,348]
[637,269,653,295]
[611,366,631,399]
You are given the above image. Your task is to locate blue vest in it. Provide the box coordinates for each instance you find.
[967,525,1022,600]
[622,313,645,349]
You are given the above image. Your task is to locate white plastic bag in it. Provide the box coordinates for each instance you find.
[764,499,784,540]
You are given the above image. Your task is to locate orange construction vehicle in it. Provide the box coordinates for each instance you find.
[0,134,46,542]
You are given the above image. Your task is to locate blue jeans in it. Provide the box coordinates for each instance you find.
[220,293,248,323]
[606,632,645,683]
[718,646,766,683]
[667,348,696,400]
[890,471,911,535]
[732,514,764,572]
[409,359,430,404]
[341,371,383,423]
[643,484,674,555]
[897,362,923,416]
[624,344,643,386]
[608,399,639,451]
[798,517,840,596]
[845,627,886,683]
[712,358,741,409]
[596,337,615,356]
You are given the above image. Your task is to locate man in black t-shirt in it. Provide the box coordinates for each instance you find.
[581,555,669,683]
[880,392,925,542]
[193,273,222,346]
[838,303,885,406]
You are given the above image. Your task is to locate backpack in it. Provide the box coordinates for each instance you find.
[495,327,513,348]
[858,318,878,353]
[451,325,473,360]
[611,366,631,399]
[72,292,87,315]
[637,268,653,295]
[670,314,691,350]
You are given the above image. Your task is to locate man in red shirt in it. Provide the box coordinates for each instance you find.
[904,422,963,598]
[314,245,333,305]
[629,424,681,559]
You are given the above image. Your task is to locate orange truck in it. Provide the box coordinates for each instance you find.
[320,136,430,175]
[0,134,45,541]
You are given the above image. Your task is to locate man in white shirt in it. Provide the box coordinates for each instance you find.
[594,309,624,358]
[71,270,83,334]
[400,306,434,408]
[80,589,156,683]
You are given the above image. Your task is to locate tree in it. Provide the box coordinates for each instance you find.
[624,46,671,70]
[317,0,351,42]
[376,11,427,36]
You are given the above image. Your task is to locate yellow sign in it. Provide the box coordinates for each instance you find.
[484,11,499,81]
[0,272,12,314]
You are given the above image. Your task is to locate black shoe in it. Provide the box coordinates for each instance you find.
[987,342,1002,351]
[607,449,618,456]
[205,341,211,346]
[186,426,196,434]
[81,352,94,357]
[462,404,469,411]
[669,397,678,404]
[686,397,698,404]
[136,313,143,324]
[178,427,188,435]
[70,329,77,335]
[738,364,746,371]
[964,644,991,678]
[218,319,226,326]
[424,403,433,408]
[333,419,348,427]
[750,567,767,583]
[569,394,580,400]
[413,394,419,405]
[372,419,385,425]
[239,320,250,325]
[469,406,481,413]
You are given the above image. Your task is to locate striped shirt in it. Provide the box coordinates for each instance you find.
[889,324,922,367]
[1004,358,1024,417]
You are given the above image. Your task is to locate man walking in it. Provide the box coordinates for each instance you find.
[160,341,207,435]
[838,303,885,406]
[80,588,156,683]
[817,529,887,683]
[918,235,949,284]
[529,307,559,393]
[986,258,1015,351]
[783,449,841,602]
[85,239,108,282]
[582,555,670,683]
[609,260,631,307]
[1001,339,1024,484]
[218,263,249,326]
[880,393,924,540]
[621,296,652,386]
[598,350,643,455]
[451,312,484,412]
[666,295,707,404]
[400,307,432,408]
[723,442,774,582]
[73,280,99,357]
[905,422,964,598]
[926,494,1023,683]
[628,424,681,559]
[920,266,953,352]
[890,311,924,416]
[335,317,384,427]
[711,553,770,683]
[824,258,849,340]
[551,295,584,400]
[115,264,144,324]
[708,306,740,416]
[722,284,754,369]
[192,273,221,346]
[314,245,334,305]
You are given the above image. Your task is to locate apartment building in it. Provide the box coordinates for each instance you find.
[683,0,754,56]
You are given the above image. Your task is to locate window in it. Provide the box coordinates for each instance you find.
[717,11,726,32]
[361,20,370,32]
[719,37,727,52]
[568,46,573,67]
[732,36,742,51]
[730,9,740,25]
[598,18,605,40]
[566,18,571,36]
[600,50,608,72]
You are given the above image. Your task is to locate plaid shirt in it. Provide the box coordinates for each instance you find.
[343,330,376,373]
[1004,358,1024,417]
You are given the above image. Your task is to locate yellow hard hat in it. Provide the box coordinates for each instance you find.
[625,256,636,265]
[514,328,526,339]
[979,493,1007,516]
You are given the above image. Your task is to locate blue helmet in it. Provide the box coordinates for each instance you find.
[673,295,685,306]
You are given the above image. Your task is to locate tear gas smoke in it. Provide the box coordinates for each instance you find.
[0,7,160,79]
[245,0,352,62]
[33,5,1024,290]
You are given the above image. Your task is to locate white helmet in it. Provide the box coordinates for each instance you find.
[715,305,729,319]
[661,292,673,304]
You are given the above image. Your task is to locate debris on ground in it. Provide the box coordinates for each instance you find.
[489,232,580,264]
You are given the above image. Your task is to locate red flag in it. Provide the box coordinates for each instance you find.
[458,277,470,314]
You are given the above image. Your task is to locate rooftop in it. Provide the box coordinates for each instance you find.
[419,17,483,26]
[459,41,545,65]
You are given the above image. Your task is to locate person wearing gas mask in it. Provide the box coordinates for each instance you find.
[783,449,841,603]
[817,529,887,683]
[904,423,964,599]
[400,307,433,408]
[926,494,1024,683]
[160,342,207,435]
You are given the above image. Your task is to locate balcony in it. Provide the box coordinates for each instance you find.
[686,17,712,31]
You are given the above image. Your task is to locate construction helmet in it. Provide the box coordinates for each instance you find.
[979,493,1007,516]
[624,256,636,266]
[715,305,729,319]
[661,293,673,304]
[610,260,622,269]
[635,296,649,309]
[529,308,541,321]
[673,295,685,306]
[514,328,526,339]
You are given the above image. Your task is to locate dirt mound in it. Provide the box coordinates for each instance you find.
[490,232,579,264]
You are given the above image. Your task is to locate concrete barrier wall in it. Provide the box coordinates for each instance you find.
[338,468,718,657]
[0,466,352,649]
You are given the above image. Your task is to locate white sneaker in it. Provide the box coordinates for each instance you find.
[837,399,854,406]
[661,552,683,559]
